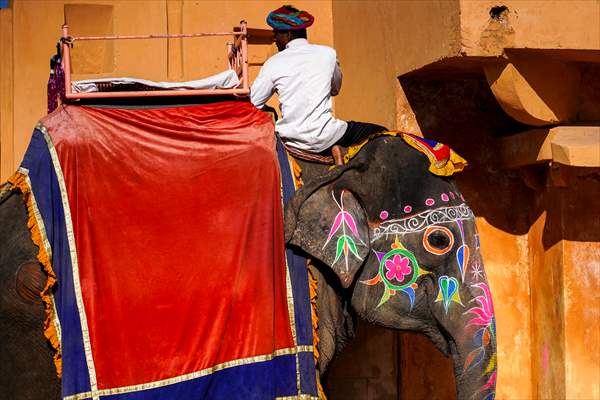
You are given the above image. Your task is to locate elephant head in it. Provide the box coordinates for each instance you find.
[285,136,497,400]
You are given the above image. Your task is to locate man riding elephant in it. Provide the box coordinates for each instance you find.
[251,4,388,165]
[0,6,497,397]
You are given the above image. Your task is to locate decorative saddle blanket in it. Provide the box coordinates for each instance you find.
[10,101,317,399]
[343,131,467,176]
[285,130,466,177]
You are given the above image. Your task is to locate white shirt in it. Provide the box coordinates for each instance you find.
[251,39,348,152]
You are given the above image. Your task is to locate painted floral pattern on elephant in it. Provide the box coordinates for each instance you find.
[362,236,430,308]
[322,190,366,270]
[464,282,497,400]
[435,275,463,313]
[455,219,470,282]
[384,253,412,282]
[324,192,495,398]
[366,204,476,312]
[469,259,484,282]
[371,204,474,240]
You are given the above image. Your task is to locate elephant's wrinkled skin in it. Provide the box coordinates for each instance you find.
[0,190,61,399]
[0,136,496,400]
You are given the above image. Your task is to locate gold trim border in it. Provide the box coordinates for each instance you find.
[38,123,100,398]
[63,346,314,400]
[20,169,64,347]
[38,129,317,399]
[278,145,301,396]
[10,168,64,375]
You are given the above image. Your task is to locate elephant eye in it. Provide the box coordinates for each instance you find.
[423,226,454,255]
[429,233,450,247]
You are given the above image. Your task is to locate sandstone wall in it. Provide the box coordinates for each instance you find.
[1,1,598,399]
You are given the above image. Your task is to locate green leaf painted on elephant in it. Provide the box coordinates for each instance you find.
[484,353,496,375]
[436,275,463,313]
[377,288,392,308]
[333,236,345,264]
[345,236,361,259]
[489,319,497,342]
[333,235,362,265]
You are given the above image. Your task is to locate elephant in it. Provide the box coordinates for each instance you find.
[0,187,61,399]
[285,134,497,400]
[0,134,496,400]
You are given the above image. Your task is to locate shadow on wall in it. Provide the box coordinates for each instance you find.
[399,72,532,232]
[397,72,600,249]
[324,321,457,400]
[535,166,600,249]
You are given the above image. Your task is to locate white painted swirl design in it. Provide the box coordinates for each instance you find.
[371,204,474,242]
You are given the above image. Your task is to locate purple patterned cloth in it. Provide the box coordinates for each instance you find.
[47,63,65,114]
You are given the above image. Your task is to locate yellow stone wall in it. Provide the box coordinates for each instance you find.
[330,1,599,399]
[460,0,600,56]
[1,1,598,400]
[0,0,333,181]
[331,0,462,131]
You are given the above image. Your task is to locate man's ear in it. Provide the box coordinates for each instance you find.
[286,188,370,288]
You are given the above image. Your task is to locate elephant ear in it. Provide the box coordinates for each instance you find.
[286,188,370,288]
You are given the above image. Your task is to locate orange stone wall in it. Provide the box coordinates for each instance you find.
[1,1,599,399]
[329,1,600,399]
[0,0,334,181]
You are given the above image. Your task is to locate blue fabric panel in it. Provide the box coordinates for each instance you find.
[101,354,301,400]
[285,246,314,347]
[19,128,317,399]
[0,0,9,9]
[20,129,91,397]
[275,138,297,205]
[298,350,318,395]
[275,136,318,395]
[420,136,439,148]
[275,137,314,346]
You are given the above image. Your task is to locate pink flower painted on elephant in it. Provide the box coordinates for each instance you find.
[463,282,497,383]
[466,282,495,328]
[385,254,412,282]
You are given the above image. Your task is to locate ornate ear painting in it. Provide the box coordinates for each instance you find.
[322,190,367,271]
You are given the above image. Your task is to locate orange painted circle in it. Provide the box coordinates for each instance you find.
[422,225,454,255]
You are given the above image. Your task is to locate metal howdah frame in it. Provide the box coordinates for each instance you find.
[60,21,251,99]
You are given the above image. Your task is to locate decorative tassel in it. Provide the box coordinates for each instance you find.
[47,41,66,114]
[47,63,65,114]
[47,70,57,114]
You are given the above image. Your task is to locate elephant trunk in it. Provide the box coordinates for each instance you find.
[437,281,497,400]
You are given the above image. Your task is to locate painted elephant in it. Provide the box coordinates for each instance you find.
[0,135,496,400]
[285,135,497,400]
